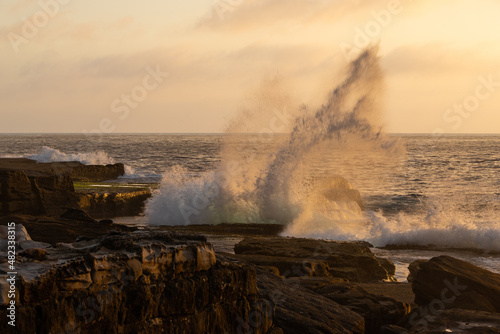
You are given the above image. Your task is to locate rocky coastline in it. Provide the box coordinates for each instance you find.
[0,159,499,333]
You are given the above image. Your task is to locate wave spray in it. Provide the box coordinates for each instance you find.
[146,47,403,229]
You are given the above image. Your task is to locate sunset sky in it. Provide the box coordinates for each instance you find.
[1,0,500,134]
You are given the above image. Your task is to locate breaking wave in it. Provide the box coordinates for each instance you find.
[28,146,116,165]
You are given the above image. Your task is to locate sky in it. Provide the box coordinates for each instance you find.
[1,0,500,134]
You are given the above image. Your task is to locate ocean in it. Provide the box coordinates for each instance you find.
[1,133,499,280]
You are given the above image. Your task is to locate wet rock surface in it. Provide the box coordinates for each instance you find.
[77,190,152,218]
[0,158,125,217]
[0,158,124,182]
[313,281,411,334]
[0,231,274,334]
[0,168,76,217]
[234,236,395,282]
[410,255,500,313]
[398,255,500,333]
[249,263,365,334]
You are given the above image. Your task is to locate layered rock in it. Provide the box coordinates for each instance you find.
[60,162,125,182]
[0,223,50,252]
[77,190,152,218]
[0,213,134,245]
[0,168,76,216]
[249,264,365,334]
[0,231,274,334]
[409,255,500,313]
[234,236,395,282]
[397,256,500,333]
[314,282,411,334]
[0,158,127,217]
[0,158,125,182]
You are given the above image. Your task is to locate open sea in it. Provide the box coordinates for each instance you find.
[1,133,499,281]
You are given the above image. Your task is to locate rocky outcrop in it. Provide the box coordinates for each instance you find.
[0,213,134,245]
[0,168,76,216]
[234,236,395,282]
[313,282,411,334]
[0,231,274,334]
[0,223,50,253]
[0,158,125,182]
[409,255,500,313]
[77,190,152,218]
[61,162,125,182]
[0,158,127,217]
[250,264,365,334]
[396,256,500,333]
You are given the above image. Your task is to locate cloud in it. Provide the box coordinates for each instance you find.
[197,0,438,32]
[382,44,499,76]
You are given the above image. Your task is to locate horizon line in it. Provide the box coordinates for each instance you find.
[0,132,500,136]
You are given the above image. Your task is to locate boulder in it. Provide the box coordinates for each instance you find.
[249,263,365,334]
[410,256,500,313]
[234,236,395,282]
[314,282,411,334]
[0,232,274,334]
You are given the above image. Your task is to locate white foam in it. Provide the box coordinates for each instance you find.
[28,146,115,165]
[282,204,500,252]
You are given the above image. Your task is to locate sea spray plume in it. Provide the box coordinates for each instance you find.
[257,46,404,223]
[145,76,299,225]
[145,46,403,226]
[208,75,301,223]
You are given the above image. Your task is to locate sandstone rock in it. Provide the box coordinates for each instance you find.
[249,263,365,334]
[0,167,76,216]
[0,158,124,182]
[224,253,331,278]
[402,308,500,333]
[19,248,47,261]
[0,223,51,252]
[0,232,274,334]
[314,282,411,334]
[410,256,500,313]
[62,162,125,181]
[76,190,152,218]
[406,259,426,283]
[0,158,126,217]
[234,236,395,282]
[61,208,97,222]
[0,215,134,245]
